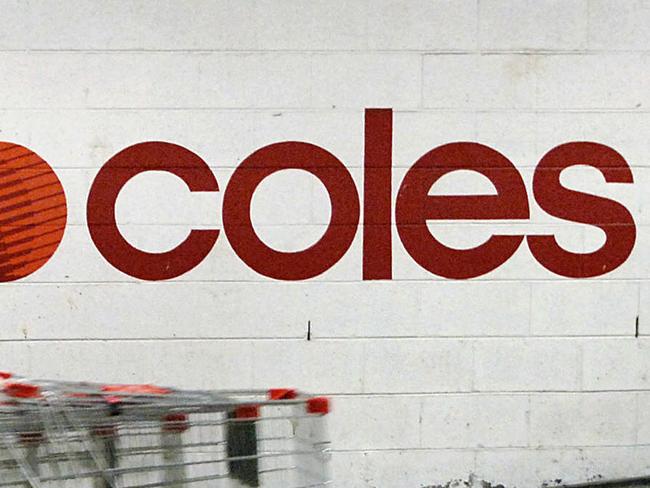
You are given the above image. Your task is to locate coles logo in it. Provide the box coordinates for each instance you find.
[0,143,67,282]
[0,109,636,282]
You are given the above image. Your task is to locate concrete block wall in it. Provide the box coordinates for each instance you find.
[1,1,649,486]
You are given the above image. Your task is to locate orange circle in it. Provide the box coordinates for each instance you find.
[0,142,67,282]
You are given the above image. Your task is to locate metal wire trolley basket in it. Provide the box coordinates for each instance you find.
[0,372,332,487]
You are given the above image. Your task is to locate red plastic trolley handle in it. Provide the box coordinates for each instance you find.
[235,405,260,419]
[101,384,171,403]
[101,384,172,395]
[307,397,330,415]
[268,388,297,400]
[268,389,331,414]
[102,384,191,433]
[1,381,45,443]
[162,413,190,433]
[3,382,41,399]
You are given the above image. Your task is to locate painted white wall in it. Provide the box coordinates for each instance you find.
[1,1,650,486]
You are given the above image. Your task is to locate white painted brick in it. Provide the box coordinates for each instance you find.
[588,0,650,50]
[250,164,362,227]
[112,53,313,109]
[330,396,420,450]
[479,0,588,50]
[311,54,421,109]
[423,54,650,111]
[634,393,650,444]
[535,54,649,109]
[582,339,650,390]
[307,282,422,338]
[633,445,650,478]
[418,282,530,336]
[250,340,365,394]
[534,112,593,163]
[420,394,529,448]
[0,54,94,108]
[640,282,650,335]
[476,446,649,488]
[329,452,368,488]
[422,54,537,109]
[114,170,221,225]
[2,1,376,52]
[0,53,315,109]
[332,449,475,488]
[367,0,477,50]
[635,226,650,281]
[0,342,31,375]
[574,113,650,168]
[474,339,582,391]
[0,1,32,49]
[25,342,117,382]
[0,283,312,339]
[476,448,583,488]
[25,340,254,389]
[392,111,478,170]
[234,112,364,169]
[474,112,540,167]
[531,281,639,336]
[636,172,650,224]
[124,340,254,390]
[529,393,637,447]
[1,1,650,486]
[363,339,473,393]
[23,0,260,50]
[252,0,367,50]
[311,281,529,338]
[250,169,326,225]
[16,0,421,52]
[0,109,363,170]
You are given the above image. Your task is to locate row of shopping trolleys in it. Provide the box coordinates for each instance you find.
[0,372,332,487]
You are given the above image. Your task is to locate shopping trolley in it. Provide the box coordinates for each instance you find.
[0,372,332,487]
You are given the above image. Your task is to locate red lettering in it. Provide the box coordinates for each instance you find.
[0,110,635,281]
[395,142,529,279]
[87,142,219,281]
[528,142,635,277]
[363,108,393,280]
[222,142,359,280]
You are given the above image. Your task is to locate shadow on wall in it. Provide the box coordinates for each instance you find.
[425,477,504,488]
[552,475,650,487]
[425,475,650,488]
